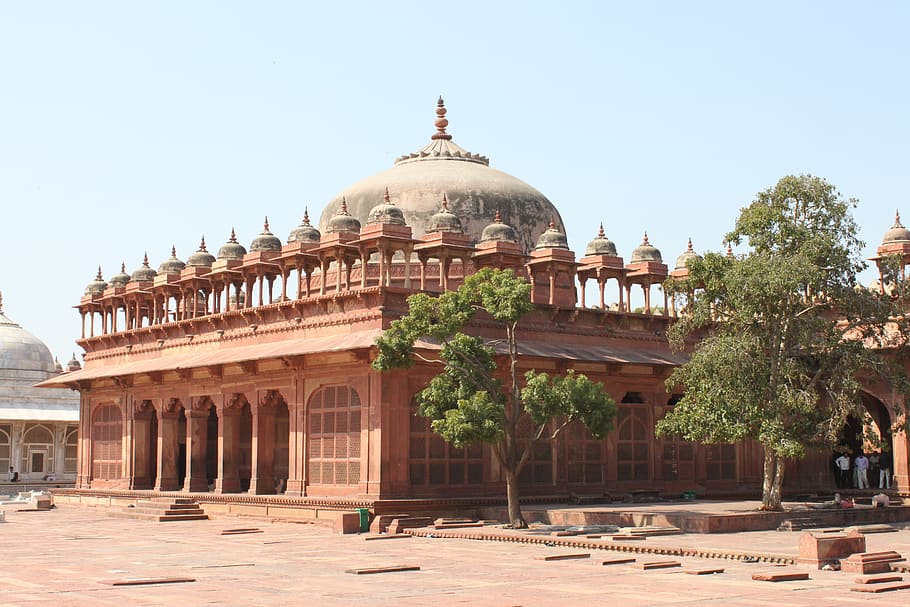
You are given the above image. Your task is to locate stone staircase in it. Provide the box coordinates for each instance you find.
[113,497,208,522]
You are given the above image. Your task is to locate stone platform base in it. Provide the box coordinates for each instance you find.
[50,488,910,534]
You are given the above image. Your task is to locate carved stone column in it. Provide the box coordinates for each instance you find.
[131,403,154,490]
[184,401,211,492]
[216,394,243,493]
[249,392,277,495]
[154,400,181,491]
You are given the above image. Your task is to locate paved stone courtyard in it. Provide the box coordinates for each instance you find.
[2,504,910,606]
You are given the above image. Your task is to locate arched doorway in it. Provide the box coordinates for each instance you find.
[91,403,123,486]
[834,392,893,489]
[239,401,253,492]
[273,396,290,493]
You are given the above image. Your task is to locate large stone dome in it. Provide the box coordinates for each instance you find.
[319,98,565,254]
[0,297,56,379]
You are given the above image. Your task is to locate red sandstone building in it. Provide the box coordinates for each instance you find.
[40,100,908,516]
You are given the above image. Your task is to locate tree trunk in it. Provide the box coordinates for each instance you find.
[760,448,785,511]
[504,468,527,529]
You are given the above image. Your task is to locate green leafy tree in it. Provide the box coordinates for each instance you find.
[658,174,910,510]
[373,268,617,528]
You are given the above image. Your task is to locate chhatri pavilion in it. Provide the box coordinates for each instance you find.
[40,99,908,517]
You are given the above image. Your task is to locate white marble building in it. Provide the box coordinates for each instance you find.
[0,293,79,484]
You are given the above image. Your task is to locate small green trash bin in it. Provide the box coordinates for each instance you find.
[682,490,697,501]
[357,508,370,532]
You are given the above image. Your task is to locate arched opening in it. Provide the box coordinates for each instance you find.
[177,407,187,489]
[239,401,253,491]
[273,397,290,494]
[0,425,11,477]
[206,405,218,489]
[92,404,123,483]
[659,395,696,483]
[64,426,79,476]
[307,385,362,488]
[616,406,650,482]
[145,402,158,488]
[22,425,54,479]
[835,392,894,489]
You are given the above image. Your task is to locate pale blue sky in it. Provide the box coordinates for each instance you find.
[1,1,907,361]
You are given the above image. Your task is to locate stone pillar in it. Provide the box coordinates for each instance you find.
[249,396,276,494]
[77,393,91,488]
[184,405,210,492]
[155,405,181,491]
[285,378,306,497]
[131,407,154,489]
[216,396,242,493]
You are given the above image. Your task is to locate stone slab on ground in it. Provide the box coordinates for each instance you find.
[684,567,725,575]
[796,531,866,568]
[752,571,810,582]
[850,581,910,593]
[345,565,421,575]
[639,561,681,570]
[602,557,637,566]
[105,577,196,586]
[840,550,905,574]
[854,574,903,584]
[364,533,411,541]
[534,553,590,561]
[386,517,433,534]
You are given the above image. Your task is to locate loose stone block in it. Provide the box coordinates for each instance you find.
[796,531,865,569]
[333,512,361,534]
[534,553,590,561]
[345,565,420,575]
[854,574,904,584]
[386,517,433,535]
[840,551,905,575]
[851,582,910,593]
[639,561,681,570]
[752,572,810,582]
[612,535,646,541]
[684,568,725,575]
[221,528,263,535]
[363,533,412,541]
[602,557,636,566]
[107,577,196,586]
[369,513,409,534]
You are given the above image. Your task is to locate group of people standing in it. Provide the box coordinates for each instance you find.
[834,450,892,490]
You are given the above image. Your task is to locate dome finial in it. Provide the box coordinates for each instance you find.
[494,209,503,223]
[432,96,452,141]
[229,228,238,243]
[441,193,449,210]
[726,242,734,257]
[687,237,693,252]
[142,252,149,267]
[199,236,208,251]
[340,197,350,215]
[642,232,650,245]
[895,209,903,228]
[171,245,177,257]
[549,219,556,230]
[384,187,391,203]
[264,216,272,233]
[303,207,311,225]
[597,223,605,239]
[121,261,126,272]
[96,266,103,280]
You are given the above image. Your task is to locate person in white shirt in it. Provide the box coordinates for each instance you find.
[834,453,850,489]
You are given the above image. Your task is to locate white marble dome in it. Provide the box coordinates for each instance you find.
[319,98,565,254]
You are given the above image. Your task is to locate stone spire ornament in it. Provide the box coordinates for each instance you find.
[432,96,452,141]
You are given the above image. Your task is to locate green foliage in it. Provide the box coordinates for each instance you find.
[660,174,910,508]
[522,370,616,439]
[373,267,617,527]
